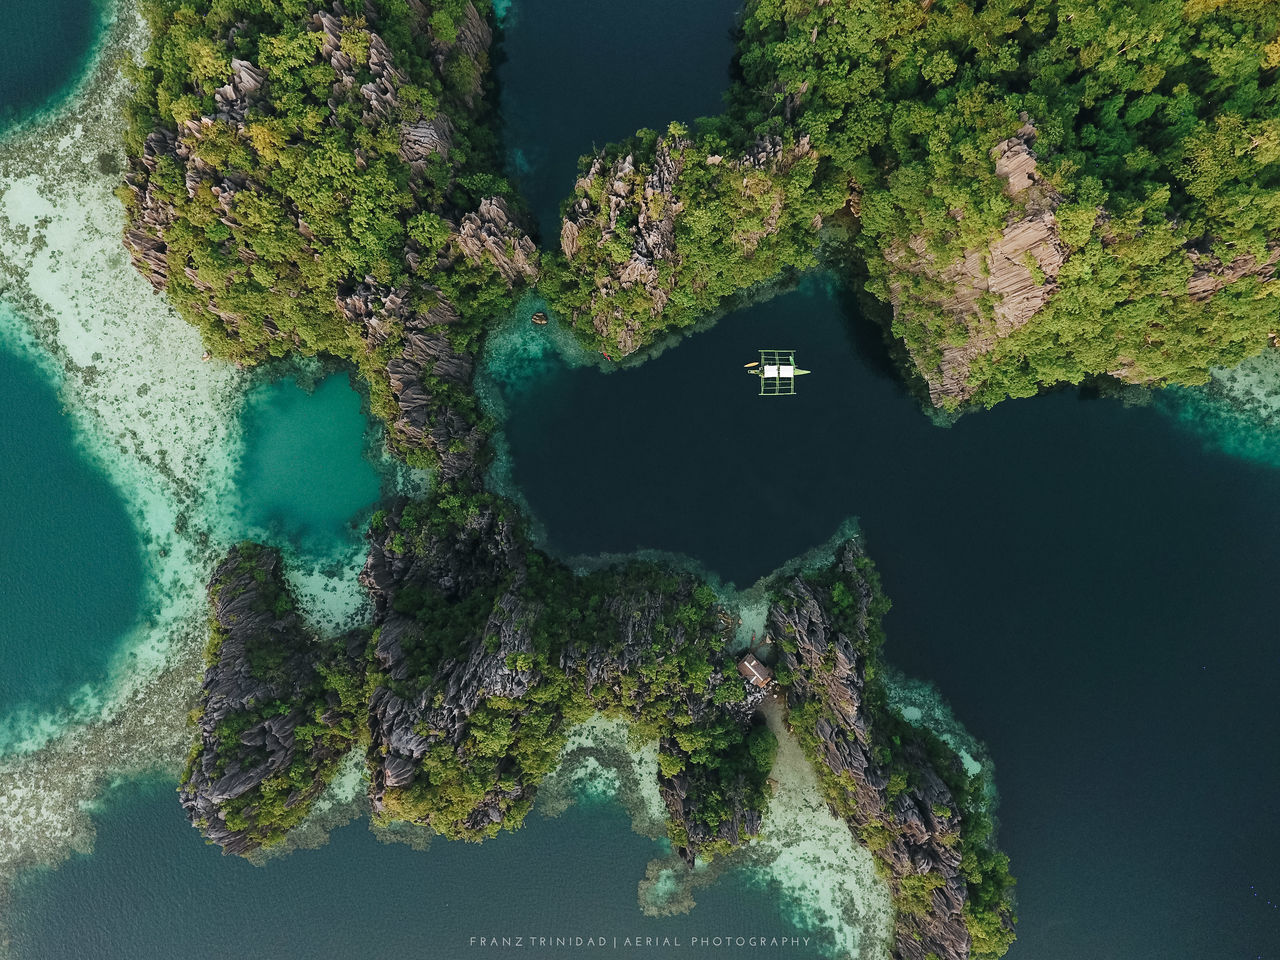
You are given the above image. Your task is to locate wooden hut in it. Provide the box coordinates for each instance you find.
[737,654,773,688]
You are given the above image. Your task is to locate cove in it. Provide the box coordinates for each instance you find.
[495,280,1280,959]
[0,335,144,734]
[496,0,742,240]
[0,0,106,132]
[8,778,807,959]
[228,369,384,558]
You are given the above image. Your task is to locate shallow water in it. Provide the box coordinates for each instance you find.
[0,332,144,720]
[6,0,1280,958]
[229,368,384,557]
[0,0,105,132]
[496,0,742,240]
[496,280,1280,959]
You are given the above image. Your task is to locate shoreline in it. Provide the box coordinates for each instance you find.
[0,0,116,141]
[0,0,400,928]
[529,710,895,958]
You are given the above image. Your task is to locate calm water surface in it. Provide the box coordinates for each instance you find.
[0,337,145,724]
[497,280,1280,960]
[230,370,383,556]
[9,779,811,960]
[496,0,742,239]
[9,0,812,958]
[0,0,105,131]
[11,2,1280,959]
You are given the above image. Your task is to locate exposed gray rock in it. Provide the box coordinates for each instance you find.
[456,197,539,284]
[770,542,1007,960]
[888,121,1069,406]
[400,113,454,165]
[179,545,362,856]
[358,500,768,847]
[379,292,484,480]
[557,133,812,355]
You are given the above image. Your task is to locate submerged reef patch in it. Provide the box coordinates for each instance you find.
[0,0,399,929]
[1155,350,1280,469]
[2,6,1018,960]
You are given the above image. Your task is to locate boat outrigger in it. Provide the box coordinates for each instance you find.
[744,349,810,396]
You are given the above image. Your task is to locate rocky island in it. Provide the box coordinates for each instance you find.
[114,0,1279,959]
[185,513,1013,959]
[539,0,1279,409]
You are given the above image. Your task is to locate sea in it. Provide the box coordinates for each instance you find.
[1,2,1278,959]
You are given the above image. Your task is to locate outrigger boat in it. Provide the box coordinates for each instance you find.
[744,349,810,395]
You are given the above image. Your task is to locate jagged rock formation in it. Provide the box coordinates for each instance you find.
[359,497,536,828]
[179,544,363,855]
[423,0,492,106]
[1187,246,1280,303]
[357,498,768,847]
[124,2,436,302]
[555,132,814,356]
[121,0,535,472]
[457,196,539,284]
[889,123,1069,406]
[656,727,767,863]
[770,543,1014,960]
[558,135,690,353]
[400,113,454,166]
[887,121,1280,406]
[348,283,484,480]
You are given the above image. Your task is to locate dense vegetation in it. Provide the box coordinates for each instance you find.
[370,489,775,853]
[775,552,1017,959]
[539,123,831,355]
[545,0,1279,406]
[121,0,526,427]
[144,3,1026,951]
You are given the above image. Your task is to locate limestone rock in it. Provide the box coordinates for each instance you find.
[771,542,1006,960]
[179,545,362,855]
[456,196,539,284]
[359,501,766,849]
[889,122,1068,405]
[558,133,811,356]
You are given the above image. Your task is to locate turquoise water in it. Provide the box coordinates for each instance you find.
[0,0,106,132]
[496,280,1280,959]
[8,779,815,960]
[8,0,1280,959]
[229,369,384,557]
[496,0,742,239]
[0,336,145,725]
[1157,380,1280,469]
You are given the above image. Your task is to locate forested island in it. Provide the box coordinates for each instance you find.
[114,1,1278,959]
[544,0,1280,406]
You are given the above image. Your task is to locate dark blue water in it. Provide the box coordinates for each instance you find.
[0,338,145,725]
[12,1,1280,959]
[9,779,813,960]
[0,0,105,131]
[496,0,742,240]
[497,280,1280,960]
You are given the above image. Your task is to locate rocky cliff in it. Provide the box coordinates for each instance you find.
[887,123,1069,406]
[769,542,1015,960]
[357,496,769,850]
[179,544,363,855]
[884,120,1280,407]
[550,130,817,357]
[122,0,535,474]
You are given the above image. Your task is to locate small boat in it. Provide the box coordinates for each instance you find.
[531,311,548,325]
[746,349,809,395]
